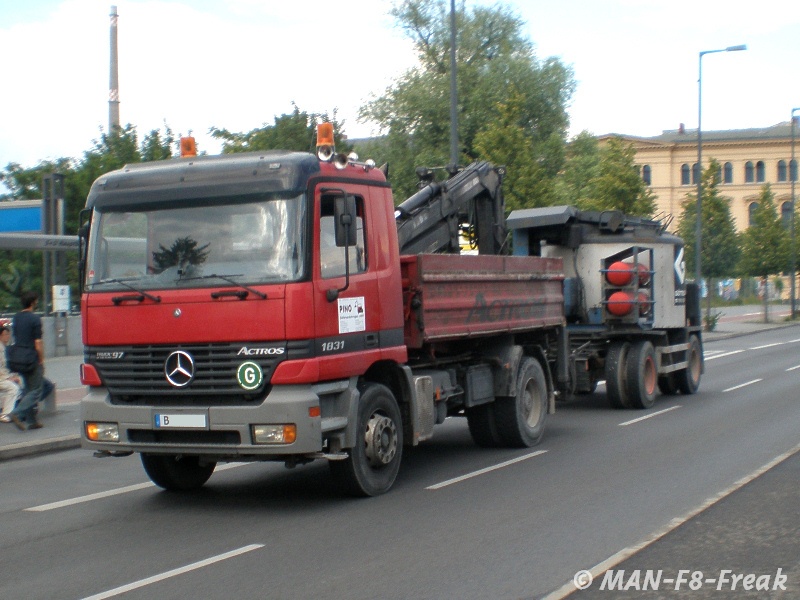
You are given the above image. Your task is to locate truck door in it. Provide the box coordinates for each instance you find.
[313,187,380,380]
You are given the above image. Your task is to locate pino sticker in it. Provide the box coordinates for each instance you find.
[237,361,263,390]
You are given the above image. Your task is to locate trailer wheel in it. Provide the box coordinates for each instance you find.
[330,383,403,497]
[140,454,216,491]
[605,341,631,409]
[677,334,702,395]
[626,340,657,409]
[494,358,548,448]
[658,373,679,395]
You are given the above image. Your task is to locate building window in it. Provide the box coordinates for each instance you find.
[745,161,754,183]
[681,164,690,185]
[642,165,651,186]
[792,159,798,182]
[756,161,765,183]
[723,162,733,184]
[692,163,700,184]
[782,202,793,228]
[778,160,788,182]
[748,202,759,226]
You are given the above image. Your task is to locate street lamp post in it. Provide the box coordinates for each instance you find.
[696,45,747,290]
[791,108,800,319]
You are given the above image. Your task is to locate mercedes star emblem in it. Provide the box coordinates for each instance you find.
[164,350,195,387]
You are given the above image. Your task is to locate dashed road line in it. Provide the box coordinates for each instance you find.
[722,379,763,393]
[618,406,681,427]
[426,450,547,490]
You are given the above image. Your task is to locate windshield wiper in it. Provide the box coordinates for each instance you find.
[179,274,267,300]
[96,277,162,304]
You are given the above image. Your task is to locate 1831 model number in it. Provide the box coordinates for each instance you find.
[321,340,345,353]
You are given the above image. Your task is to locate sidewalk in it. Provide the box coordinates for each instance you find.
[2,316,799,462]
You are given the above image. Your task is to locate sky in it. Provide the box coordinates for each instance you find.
[1,0,799,174]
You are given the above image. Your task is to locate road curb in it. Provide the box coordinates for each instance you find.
[0,435,81,462]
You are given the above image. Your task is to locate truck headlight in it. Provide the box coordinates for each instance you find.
[251,424,297,445]
[85,422,119,442]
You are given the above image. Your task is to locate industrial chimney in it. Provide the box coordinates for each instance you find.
[109,5,120,131]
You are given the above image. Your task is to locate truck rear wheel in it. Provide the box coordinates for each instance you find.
[605,341,631,409]
[677,334,702,394]
[626,340,657,409]
[330,383,403,497]
[493,358,548,448]
[140,454,216,491]
[466,404,502,448]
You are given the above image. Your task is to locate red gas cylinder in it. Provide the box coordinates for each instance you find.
[637,292,651,315]
[607,291,635,316]
[637,263,651,286]
[606,261,634,286]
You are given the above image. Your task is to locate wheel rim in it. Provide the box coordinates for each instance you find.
[689,345,701,383]
[364,411,398,467]
[644,356,657,395]
[522,380,543,428]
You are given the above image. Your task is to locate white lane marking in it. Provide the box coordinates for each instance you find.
[426,450,547,490]
[749,342,785,350]
[618,406,681,427]
[787,365,800,371]
[80,544,264,600]
[722,379,763,392]
[541,441,800,600]
[25,463,248,512]
[704,349,744,361]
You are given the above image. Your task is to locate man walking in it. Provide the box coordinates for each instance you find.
[7,292,45,430]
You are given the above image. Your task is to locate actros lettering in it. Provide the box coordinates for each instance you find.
[466,292,544,323]
[237,346,285,356]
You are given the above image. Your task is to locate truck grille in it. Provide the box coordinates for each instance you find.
[85,343,286,406]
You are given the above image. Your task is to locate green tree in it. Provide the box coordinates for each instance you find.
[677,159,739,326]
[554,131,601,206]
[361,0,574,201]
[473,91,559,212]
[210,104,351,155]
[578,138,656,217]
[738,184,790,322]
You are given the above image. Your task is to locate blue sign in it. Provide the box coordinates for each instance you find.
[0,201,42,233]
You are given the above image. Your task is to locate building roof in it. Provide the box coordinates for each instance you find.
[600,122,795,146]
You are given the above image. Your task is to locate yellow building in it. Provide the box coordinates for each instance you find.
[606,122,798,233]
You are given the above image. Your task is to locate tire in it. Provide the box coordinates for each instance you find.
[626,340,658,409]
[466,403,502,448]
[605,341,631,409]
[140,454,216,491]
[677,334,702,395]
[657,373,679,395]
[329,383,403,497]
[493,358,548,448]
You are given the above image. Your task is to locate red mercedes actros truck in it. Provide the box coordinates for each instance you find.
[79,125,702,495]
[78,125,566,495]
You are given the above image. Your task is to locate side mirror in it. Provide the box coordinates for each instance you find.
[334,195,357,247]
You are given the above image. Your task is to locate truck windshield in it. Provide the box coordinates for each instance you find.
[85,194,306,290]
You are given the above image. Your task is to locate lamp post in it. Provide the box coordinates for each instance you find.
[791,108,800,319]
[696,45,747,289]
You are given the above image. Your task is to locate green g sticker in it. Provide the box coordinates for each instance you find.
[237,361,263,390]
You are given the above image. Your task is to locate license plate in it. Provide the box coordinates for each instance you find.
[154,413,207,428]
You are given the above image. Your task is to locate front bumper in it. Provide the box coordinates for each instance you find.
[80,384,333,458]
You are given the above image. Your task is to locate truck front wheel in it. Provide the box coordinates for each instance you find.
[140,454,216,491]
[493,358,548,448]
[330,383,403,497]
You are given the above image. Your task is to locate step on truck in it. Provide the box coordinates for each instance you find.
[507,206,703,410]
[79,125,566,496]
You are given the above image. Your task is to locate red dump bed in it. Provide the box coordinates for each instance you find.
[400,254,565,349]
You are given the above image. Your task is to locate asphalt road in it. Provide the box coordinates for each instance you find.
[1,327,799,600]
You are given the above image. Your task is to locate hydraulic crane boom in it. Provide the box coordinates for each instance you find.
[395,161,507,255]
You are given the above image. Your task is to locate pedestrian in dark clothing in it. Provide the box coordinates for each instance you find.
[7,291,45,430]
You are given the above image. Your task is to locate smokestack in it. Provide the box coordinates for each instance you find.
[109,5,120,132]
